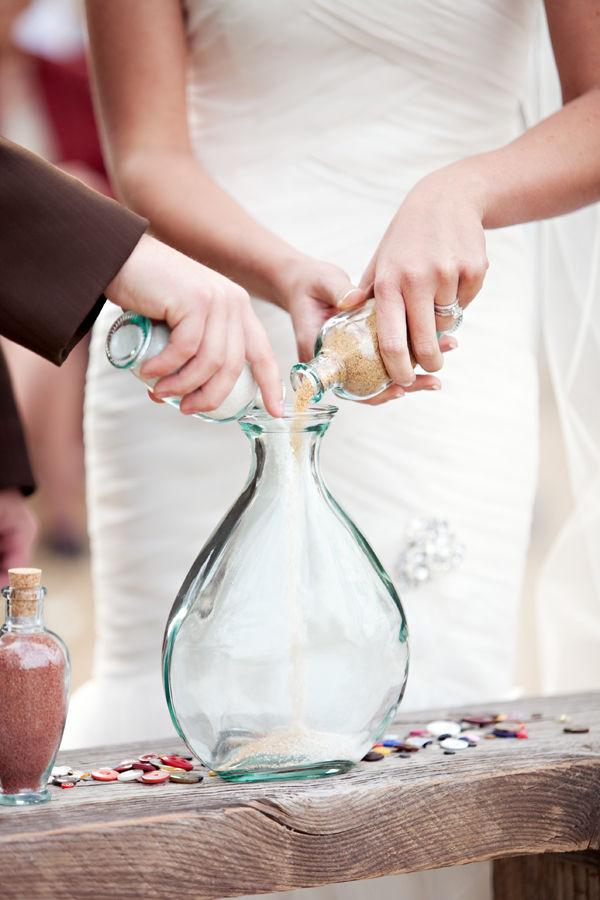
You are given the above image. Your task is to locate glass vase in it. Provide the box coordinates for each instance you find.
[163,405,409,782]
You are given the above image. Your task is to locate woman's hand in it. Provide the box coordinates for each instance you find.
[271,254,367,362]
[353,170,488,387]
[276,252,456,397]
[107,235,283,417]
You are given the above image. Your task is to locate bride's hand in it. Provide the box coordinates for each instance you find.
[273,255,366,362]
[352,171,488,387]
[277,253,455,398]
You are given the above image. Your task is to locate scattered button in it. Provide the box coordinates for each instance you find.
[138,753,159,762]
[440,737,469,752]
[492,721,524,738]
[169,772,203,784]
[405,736,432,749]
[131,761,158,772]
[52,765,73,778]
[160,755,194,771]
[426,720,461,738]
[117,769,143,783]
[564,725,590,734]
[461,715,496,727]
[113,760,136,773]
[91,768,119,782]
[140,770,170,784]
[363,751,384,762]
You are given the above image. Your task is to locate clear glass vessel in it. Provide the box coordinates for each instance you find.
[0,568,70,805]
[106,311,258,423]
[163,405,409,782]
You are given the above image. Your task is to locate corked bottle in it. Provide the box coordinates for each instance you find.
[290,299,417,405]
[0,568,70,805]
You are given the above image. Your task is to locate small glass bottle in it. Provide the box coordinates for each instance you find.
[0,568,70,805]
[106,311,258,423]
[290,299,415,403]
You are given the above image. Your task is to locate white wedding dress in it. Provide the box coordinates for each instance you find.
[66,1,549,897]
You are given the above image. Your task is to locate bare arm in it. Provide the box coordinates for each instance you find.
[359,0,600,386]
[454,0,600,227]
[85,0,296,304]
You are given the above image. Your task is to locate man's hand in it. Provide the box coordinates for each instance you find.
[106,235,283,417]
[0,489,37,586]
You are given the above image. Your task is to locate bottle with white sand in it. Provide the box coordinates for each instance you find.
[105,311,258,423]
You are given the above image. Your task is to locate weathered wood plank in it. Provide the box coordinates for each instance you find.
[0,692,598,898]
[493,851,600,899]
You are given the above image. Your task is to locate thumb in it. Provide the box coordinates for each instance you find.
[316,265,366,311]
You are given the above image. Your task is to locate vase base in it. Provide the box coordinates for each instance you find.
[216,760,354,783]
[0,788,51,806]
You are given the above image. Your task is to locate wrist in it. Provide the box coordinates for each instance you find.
[259,247,310,311]
[415,161,490,220]
[106,233,152,308]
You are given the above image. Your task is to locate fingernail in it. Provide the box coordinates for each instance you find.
[446,339,458,350]
[337,287,363,308]
[428,384,441,390]
[400,380,415,388]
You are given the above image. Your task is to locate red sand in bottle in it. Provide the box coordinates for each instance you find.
[0,634,67,793]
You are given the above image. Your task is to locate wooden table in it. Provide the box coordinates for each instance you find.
[1,691,599,899]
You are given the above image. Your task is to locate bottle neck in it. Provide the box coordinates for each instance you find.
[2,588,45,633]
[290,353,344,403]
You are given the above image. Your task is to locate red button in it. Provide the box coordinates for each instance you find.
[140,770,170,784]
[138,753,159,762]
[91,768,118,782]
[131,761,158,772]
[160,755,193,771]
[60,782,76,789]
[113,760,136,773]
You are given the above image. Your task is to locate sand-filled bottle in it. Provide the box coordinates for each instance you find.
[290,299,416,404]
[0,568,70,805]
[106,311,258,423]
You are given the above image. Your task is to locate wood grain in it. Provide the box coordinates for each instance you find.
[494,851,600,899]
[0,692,599,898]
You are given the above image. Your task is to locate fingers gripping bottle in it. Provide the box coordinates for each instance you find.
[106,311,258,423]
[290,299,415,403]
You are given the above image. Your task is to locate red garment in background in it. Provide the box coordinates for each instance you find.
[32,52,109,191]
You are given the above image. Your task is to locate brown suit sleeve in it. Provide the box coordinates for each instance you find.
[0,138,148,493]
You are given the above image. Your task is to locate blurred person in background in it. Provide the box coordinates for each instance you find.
[0,0,108,556]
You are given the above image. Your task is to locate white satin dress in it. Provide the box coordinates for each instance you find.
[67,2,541,897]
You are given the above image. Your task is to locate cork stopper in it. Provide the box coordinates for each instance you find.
[7,568,42,617]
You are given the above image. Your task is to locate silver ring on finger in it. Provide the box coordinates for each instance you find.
[434,298,463,334]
